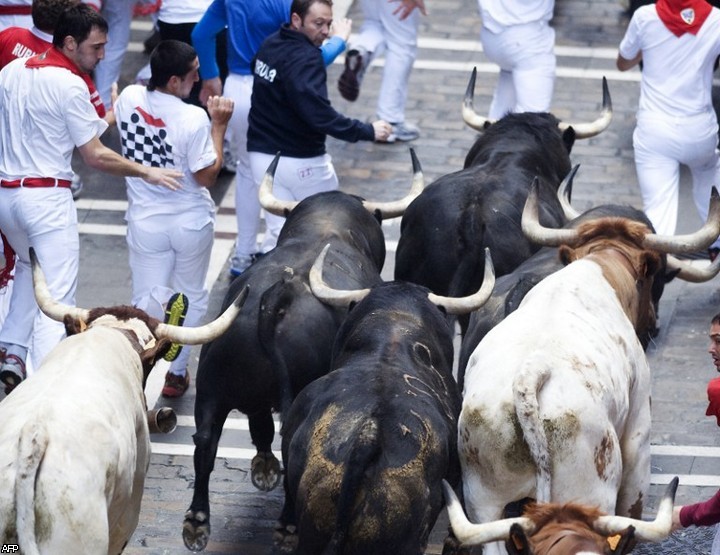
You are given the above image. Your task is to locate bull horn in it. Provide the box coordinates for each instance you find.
[155,286,249,344]
[522,179,581,247]
[31,247,91,323]
[462,67,493,131]
[442,480,535,545]
[593,476,679,542]
[258,152,299,217]
[558,77,613,139]
[666,254,720,283]
[643,187,720,253]
[558,165,582,221]
[147,407,177,434]
[428,249,495,314]
[361,148,425,218]
[309,244,371,307]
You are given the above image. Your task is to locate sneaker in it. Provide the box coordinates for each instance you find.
[379,122,420,144]
[0,354,26,394]
[229,252,263,278]
[161,371,190,398]
[338,47,368,102]
[222,139,238,174]
[71,175,83,200]
[163,292,189,362]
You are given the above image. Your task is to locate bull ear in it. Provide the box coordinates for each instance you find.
[506,523,532,555]
[561,126,576,153]
[63,314,87,336]
[140,338,172,379]
[607,526,636,554]
[558,245,576,266]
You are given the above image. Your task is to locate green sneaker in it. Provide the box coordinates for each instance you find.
[163,292,189,362]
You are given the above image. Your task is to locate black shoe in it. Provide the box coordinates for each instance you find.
[338,48,368,102]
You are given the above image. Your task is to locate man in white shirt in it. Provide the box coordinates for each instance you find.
[0,5,181,393]
[115,39,233,398]
[476,0,556,119]
[617,0,720,258]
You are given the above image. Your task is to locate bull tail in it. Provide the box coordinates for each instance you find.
[323,416,380,555]
[15,420,49,555]
[513,362,552,502]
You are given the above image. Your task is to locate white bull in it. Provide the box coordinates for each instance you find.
[0,249,247,555]
[458,184,720,555]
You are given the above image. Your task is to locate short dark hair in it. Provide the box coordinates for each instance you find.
[32,0,78,33]
[52,3,107,48]
[147,40,197,91]
[713,313,720,326]
[290,0,333,20]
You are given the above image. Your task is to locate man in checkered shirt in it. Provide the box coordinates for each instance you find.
[115,39,233,398]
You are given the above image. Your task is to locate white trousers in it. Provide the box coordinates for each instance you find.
[0,187,78,369]
[713,523,720,555]
[126,213,214,373]
[352,0,420,123]
[94,0,135,110]
[248,152,339,252]
[480,20,556,120]
[223,74,259,260]
[633,110,720,248]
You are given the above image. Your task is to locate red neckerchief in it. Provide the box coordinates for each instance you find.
[25,47,106,118]
[656,0,712,37]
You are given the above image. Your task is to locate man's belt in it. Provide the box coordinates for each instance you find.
[0,6,32,15]
[0,177,72,188]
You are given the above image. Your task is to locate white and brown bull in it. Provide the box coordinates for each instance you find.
[443,477,679,554]
[0,249,247,555]
[457,184,720,555]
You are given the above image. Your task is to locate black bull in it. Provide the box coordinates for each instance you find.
[394,71,612,333]
[181,153,423,553]
[274,242,494,555]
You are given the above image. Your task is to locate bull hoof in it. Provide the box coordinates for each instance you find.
[182,510,210,552]
[273,523,298,553]
[251,451,281,491]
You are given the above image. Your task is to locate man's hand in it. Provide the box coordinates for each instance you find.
[372,119,393,142]
[207,95,235,125]
[144,167,183,191]
[199,77,223,106]
[331,17,352,42]
[671,506,684,532]
[389,0,427,20]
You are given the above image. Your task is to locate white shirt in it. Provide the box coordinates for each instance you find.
[114,85,216,223]
[619,5,720,118]
[477,0,554,33]
[158,0,213,24]
[0,57,107,180]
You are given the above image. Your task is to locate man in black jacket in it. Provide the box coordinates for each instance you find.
[247,0,392,253]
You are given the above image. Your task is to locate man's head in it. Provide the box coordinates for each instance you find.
[147,40,199,99]
[290,0,333,47]
[709,313,720,371]
[53,3,108,73]
[32,0,79,34]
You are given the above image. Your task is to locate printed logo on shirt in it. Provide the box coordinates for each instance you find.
[681,8,695,25]
[11,42,35,59]
[119,108,174,168]
[254,59,276,83]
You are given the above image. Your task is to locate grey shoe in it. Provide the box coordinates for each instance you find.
[0,353,26,394]
[380,122,420,144]
[71,174,83,200]
[222,139,238,174]
[338,47,369,102]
